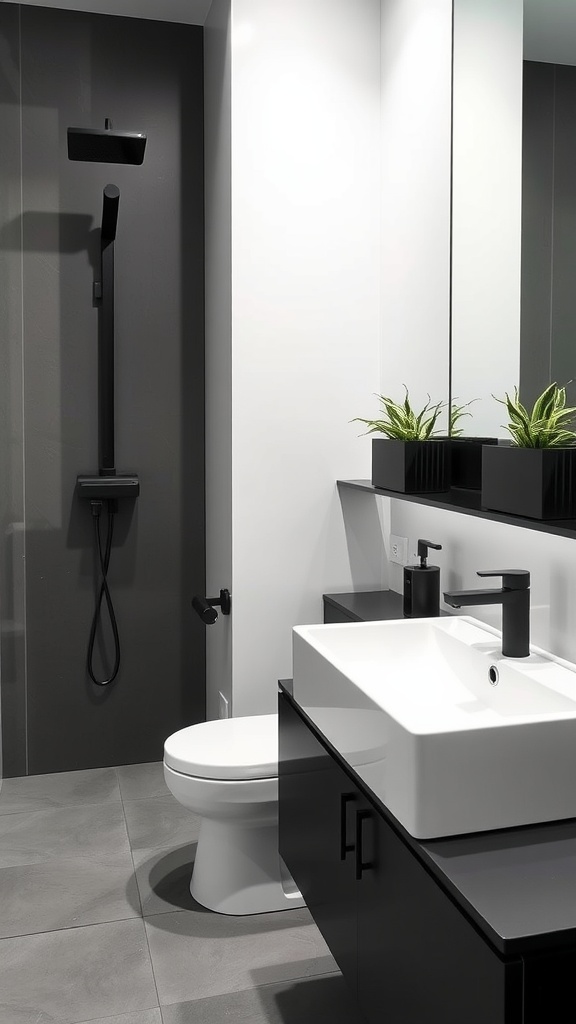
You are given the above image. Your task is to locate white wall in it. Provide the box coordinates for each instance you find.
[223,0,383,717]
[207,0,459,719]
[380,0,452,421]
[204,0,233,719]
[390,499,576,664]
[451,0,523,436]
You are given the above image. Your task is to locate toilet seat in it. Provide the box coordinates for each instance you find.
[163,713,278,781]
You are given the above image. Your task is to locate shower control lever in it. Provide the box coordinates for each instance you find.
[76,474,140,500]
[192,589,231,625]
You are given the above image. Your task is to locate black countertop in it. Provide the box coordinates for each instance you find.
[323,590,405,620]
[420,819,576,956]
[280,681,576,958]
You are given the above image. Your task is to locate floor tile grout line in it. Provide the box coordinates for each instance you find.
[1,766,119,782]
[157,964,347,1008]
[118,791,179,808]
[154,966,348,1016]
[116,765,165,1011]
[67,1002,161,1024]
[0,767,124,817]
[0,796,124,818]
[115,764,144,915]
[115,761,167,803]
[0,911,152,944]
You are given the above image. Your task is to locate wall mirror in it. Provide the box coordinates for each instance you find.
[450,0,576,437]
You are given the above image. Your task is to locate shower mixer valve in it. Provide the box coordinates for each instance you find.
[76,474,140,500]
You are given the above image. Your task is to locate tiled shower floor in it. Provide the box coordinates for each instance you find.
[0,762,365,1024]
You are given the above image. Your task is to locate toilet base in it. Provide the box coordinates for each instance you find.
[191,817,306,915]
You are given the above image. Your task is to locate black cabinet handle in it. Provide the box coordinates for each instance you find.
[355,808,374,880]
[340,792,356,860]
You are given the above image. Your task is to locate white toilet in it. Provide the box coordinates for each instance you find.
[163,714,305,915]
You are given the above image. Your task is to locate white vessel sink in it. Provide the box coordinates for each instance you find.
[292,616,576,839]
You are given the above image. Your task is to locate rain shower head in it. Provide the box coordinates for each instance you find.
[67,124,146,165]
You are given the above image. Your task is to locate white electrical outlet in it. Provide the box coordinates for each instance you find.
[218,691,230,719]
[389,534,408,566]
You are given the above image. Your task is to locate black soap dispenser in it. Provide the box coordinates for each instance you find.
[403,539,442,618]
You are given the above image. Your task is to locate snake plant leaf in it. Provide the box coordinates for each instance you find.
[495,383,576,448]
[449,399,476,437]
[532,383,558,423]
[352,388,447,441]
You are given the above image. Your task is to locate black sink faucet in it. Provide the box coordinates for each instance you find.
[443,570,530,658]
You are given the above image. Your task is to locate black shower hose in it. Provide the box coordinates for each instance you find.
[87,499,121,685]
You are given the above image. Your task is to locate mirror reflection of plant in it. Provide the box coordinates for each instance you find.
[449,398,478,437]
[495,383,576,448]
[353,387,445,441]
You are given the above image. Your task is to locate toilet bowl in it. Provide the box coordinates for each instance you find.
[163,714,305,916]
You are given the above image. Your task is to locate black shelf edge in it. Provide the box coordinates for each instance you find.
[323,591,449,622]
[323,590,404,621]
[337,479,576,540]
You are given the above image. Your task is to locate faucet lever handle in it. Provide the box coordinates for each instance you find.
[477,570,530,590]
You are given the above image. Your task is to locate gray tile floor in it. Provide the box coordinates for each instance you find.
[0,762,365,1024]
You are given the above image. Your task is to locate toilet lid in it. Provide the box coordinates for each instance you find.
[164,714,278,781]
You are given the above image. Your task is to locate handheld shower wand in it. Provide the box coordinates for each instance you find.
[76,183,140,499]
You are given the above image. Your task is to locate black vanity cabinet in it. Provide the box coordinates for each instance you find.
[279,691,522,1024]
[279,691,359,987]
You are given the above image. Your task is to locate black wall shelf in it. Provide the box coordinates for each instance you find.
[337,479,576,541]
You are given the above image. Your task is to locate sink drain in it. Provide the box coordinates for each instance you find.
[488,665,499,686]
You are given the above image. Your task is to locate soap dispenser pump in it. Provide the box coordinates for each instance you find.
[403,539,442,618]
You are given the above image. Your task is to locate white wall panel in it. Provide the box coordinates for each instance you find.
[204,0,233,719]
[229,0,382,715]
[379,0,452,422]
[451,0,523,436]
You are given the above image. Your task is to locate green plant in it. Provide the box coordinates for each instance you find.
[449,399,477,437]
[353,387,444,440]
[495,383,576,448]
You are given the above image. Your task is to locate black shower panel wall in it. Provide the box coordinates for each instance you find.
[0,5,206,776]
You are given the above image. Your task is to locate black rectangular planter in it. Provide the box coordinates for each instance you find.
[481,445,576,519]
[448,437,498,490]
[371,438,449,493]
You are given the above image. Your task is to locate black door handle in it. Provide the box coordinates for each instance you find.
[340,792,356,860]
[355,808,374,880]
[192,589,231,624]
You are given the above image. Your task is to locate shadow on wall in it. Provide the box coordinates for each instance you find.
[0,211,97,259]
[337,481,389,592]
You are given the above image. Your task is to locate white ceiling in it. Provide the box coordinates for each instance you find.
[524,0,576,66]
[0,0,213,25]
